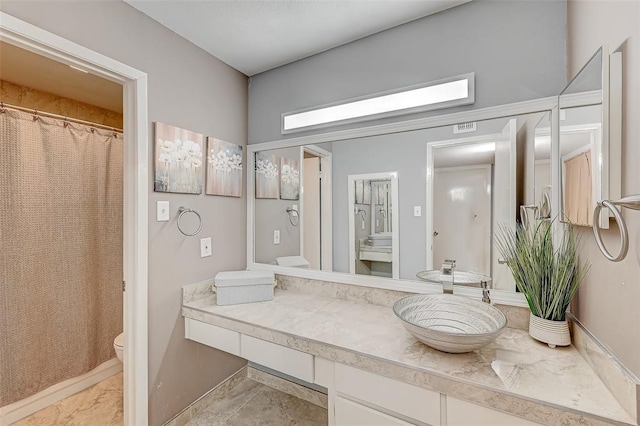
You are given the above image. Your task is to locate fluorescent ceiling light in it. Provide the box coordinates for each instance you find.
[283,73,474,133]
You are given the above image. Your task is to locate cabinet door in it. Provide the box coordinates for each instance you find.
[335,397,413,426]
[447,397,541,425]
[335,364,440,425]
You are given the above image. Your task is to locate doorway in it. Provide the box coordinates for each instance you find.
[0,12,149,426]
[300,145,332,271]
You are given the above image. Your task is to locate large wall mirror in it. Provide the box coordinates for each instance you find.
[250,109,552,294]
[248,46,621,300]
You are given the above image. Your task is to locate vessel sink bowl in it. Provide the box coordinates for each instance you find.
[393,294,507,353]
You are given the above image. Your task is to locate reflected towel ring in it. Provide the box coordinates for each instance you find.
[286,207,299,226]
[177,207,202,236]
[593,195,640,262]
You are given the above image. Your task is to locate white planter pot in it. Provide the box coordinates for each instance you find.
[528,313,571,348]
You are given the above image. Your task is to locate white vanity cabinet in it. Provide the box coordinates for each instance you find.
[184,318,542,426]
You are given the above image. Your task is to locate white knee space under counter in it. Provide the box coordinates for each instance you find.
[182,280,636,426]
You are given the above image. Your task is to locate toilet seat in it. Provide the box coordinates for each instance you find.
[114,333,124,349]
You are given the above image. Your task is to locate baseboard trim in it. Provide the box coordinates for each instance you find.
[163,366,248,426]
[0,358,122,426]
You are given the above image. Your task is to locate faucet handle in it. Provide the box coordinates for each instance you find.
[442,259,456,270]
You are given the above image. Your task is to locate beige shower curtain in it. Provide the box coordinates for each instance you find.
[563,151,592,226]
[0,109,123,406]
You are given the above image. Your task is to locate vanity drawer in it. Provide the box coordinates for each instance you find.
[240,335,314,383]
[184,318,240,356]
[335,396,413,426]
[447,397,541,425]
[335,364,440,425]
[359,250,392,262]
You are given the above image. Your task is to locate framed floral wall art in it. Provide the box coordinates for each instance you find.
[280,157,300,200]
[255,152,279,199]
[154,122,204,194]
[206,137,243,197]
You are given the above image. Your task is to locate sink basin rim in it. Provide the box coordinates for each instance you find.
[393,293,507,353]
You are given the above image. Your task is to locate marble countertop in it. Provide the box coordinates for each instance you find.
[182,287,634,426]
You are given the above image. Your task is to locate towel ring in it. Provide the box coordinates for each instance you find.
[593,195,640,262]
[286,207,299,226]
[177,207,202,236]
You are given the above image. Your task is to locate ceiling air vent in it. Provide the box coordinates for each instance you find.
[453,121,477,134]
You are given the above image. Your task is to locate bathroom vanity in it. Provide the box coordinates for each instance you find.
[182,278,635,426]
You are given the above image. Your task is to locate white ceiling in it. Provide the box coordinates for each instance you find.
[0,1,468,112]
[124,0,470,76]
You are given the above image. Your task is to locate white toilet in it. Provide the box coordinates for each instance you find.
[113,333,124,363]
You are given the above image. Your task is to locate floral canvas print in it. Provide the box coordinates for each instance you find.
[206,137,243,197]
[154,122,204,194]
[280,158,300,200]
[255,152,279,199]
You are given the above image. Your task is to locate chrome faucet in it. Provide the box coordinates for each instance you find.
[480,280,491,304]
[440,259,456,294]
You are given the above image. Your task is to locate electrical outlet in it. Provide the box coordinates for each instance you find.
[273,230,280,245]
[157,201,170,221]
[414,206,422,217]
[200,237,212,257]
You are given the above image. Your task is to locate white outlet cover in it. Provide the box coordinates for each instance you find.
[273,230,280,245]
[414,206,422,217]
[200,237,212,257]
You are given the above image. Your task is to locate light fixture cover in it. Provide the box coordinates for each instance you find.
[282,73,474,133]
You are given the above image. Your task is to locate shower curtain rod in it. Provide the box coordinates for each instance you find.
[0,101,123,133]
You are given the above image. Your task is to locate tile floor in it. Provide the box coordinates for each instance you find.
[186,378,327,426]
[13,373,123,426]
[12,373,327,426]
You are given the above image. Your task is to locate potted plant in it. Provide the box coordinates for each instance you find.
[494,220,589,348]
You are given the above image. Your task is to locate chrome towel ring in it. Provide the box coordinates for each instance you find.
[593,195,640,262]
[285,207,299,226]
[177,207,202,237]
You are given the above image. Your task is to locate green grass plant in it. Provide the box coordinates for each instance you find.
[494,220,589,321]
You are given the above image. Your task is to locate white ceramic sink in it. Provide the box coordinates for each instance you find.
[393,294,507,353]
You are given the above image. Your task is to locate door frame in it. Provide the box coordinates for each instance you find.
[0,12,149,426]
[347,171,399,279]
[426,133,502,271]
[299,145,333,271]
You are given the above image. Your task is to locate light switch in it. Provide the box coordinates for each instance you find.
[157,201,170,221]
[273,230,280,245]
[414,206,422,217]
[200,237,212,257]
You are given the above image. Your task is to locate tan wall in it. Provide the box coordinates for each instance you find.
[0,2,248,424]
[568,0,640,377]
[1,80,123,129]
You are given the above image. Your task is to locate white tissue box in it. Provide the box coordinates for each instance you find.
[214,270,274,306]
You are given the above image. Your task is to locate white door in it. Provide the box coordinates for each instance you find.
[433,165,492,275]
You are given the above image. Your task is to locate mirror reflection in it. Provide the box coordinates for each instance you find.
[559,47,604,227]
[348,173,398,279]
[253,111,557,292]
